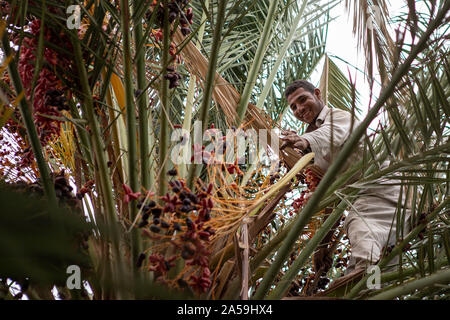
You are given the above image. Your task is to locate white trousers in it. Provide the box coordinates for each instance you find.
[343,181,411,273]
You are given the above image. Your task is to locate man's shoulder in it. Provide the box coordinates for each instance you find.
[329,106,352,115]
[325,107,355,120]
[320,107,361,128]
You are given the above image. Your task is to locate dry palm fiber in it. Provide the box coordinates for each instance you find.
[173,30,303,170]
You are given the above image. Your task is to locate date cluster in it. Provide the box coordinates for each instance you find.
[135,169,216,293]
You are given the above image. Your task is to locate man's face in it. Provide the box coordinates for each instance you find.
[287,87,323,124]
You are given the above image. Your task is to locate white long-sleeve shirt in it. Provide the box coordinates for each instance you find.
[299,105,410,271]
[301,105,360,173]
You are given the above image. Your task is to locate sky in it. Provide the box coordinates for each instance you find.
[310,1,407,123]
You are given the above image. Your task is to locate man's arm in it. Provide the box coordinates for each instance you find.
[280,132,310,151]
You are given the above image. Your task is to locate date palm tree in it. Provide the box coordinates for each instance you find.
[0,0,448,300]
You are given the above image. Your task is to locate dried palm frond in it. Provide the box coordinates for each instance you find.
[344,0,395,86]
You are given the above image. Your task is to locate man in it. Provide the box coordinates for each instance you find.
[280,80,410,282]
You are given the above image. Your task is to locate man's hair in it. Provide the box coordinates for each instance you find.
[284,80,316,98]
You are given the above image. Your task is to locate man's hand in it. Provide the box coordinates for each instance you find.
[280,130,309,151]
[313,247,333,273]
